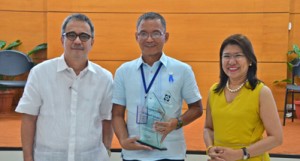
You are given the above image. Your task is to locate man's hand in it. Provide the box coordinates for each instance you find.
[153,118,177,143]
[120,136,153,150]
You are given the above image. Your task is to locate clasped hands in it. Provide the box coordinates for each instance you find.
[207,146,243,161]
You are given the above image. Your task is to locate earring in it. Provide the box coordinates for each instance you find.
[249,63,252,66]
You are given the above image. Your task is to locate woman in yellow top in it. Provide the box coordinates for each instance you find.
[203,34,283,161]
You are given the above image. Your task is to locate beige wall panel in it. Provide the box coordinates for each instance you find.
[47,0,288,13]
[0,0,46,11]
[0,11,47,53]
[93,61,285,112]
[48,13,288,63]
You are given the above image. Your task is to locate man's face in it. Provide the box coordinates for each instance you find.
[135,19,169,57]
[61,20,94,60]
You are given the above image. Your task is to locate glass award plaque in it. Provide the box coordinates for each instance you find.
[136,92,167,150]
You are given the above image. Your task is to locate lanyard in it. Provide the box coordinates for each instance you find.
[141,62,163,98]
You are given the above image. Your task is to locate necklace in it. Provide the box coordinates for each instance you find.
[226,80,246,93]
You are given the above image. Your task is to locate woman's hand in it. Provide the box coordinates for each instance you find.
[209,147,243,161]
[207,146,224,160]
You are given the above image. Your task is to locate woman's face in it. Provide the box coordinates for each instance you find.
[221,44,250,81]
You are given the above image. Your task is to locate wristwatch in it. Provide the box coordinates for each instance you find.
[241,147,250,160]
[176,117,183,129]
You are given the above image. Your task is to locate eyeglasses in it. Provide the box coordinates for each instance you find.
[137,31,164,39]
[222,54,245,60]
[62,32,92,42]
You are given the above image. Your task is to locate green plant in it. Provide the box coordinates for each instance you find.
[0,40,47,56]
[273,44,300,84]
[0,40,47,82]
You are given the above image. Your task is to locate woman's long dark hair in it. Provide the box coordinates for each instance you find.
[214,34,260,93]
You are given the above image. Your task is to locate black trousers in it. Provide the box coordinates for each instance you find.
[123,159,184,161]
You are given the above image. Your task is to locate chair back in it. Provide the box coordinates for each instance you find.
[0,50,34,76]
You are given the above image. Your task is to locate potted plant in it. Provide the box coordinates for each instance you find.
[274,44,300,84]
[274,44,300,118]
[0,40,47,113]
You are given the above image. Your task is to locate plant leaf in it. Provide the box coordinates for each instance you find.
[288,62,294,72]
[273,79,292,84]
[294,44,300,52]
[0,40,6,49]
[4,40,22,50]
[293,44,300,58]
[287,50,294,55]
[27,43,47,56]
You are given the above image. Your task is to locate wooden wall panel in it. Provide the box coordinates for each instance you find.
[47,13,140,60]
[94,61,286,112]
[165,13,288,63]
[0,11,47,54]
[47,13,288,63]
[93,61,125,76]
[0,0,291,114]
[47,0,288,13]
[189,62,219,106]
[290,0,300,79]
[291,0,300,13]
[0,0,46,11]
[289,14,300,46]
[257,63,286,112]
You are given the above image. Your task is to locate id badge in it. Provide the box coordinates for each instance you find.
[136,105,148,124]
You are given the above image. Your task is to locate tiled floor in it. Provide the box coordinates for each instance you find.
[0,151,299,161]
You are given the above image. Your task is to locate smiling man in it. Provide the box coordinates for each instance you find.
[16,13,113,161]
[112,12,203,161]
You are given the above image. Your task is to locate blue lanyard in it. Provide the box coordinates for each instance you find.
[141,62,163,98]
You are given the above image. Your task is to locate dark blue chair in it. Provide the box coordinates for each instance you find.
[283,61,300,125]
[0,50,34,88]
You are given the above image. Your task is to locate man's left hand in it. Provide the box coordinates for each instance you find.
[153,118,177,143]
